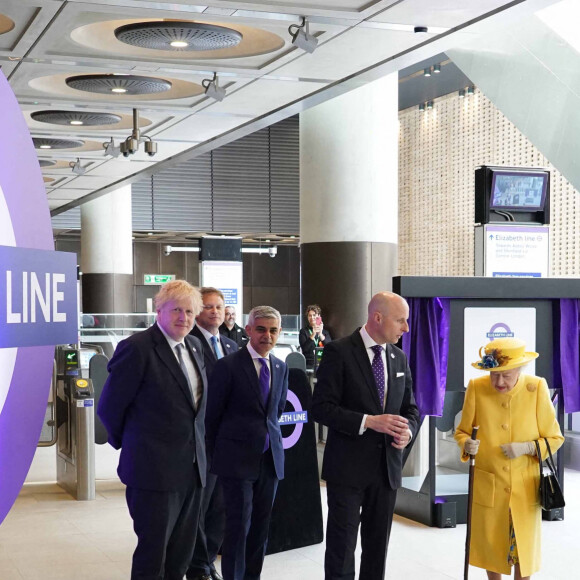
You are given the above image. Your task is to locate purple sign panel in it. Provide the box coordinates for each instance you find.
[0,71,78,524]
[279,390,308,450]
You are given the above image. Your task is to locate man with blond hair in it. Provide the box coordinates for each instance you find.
[312,291,419,580]
[98,280,208,580]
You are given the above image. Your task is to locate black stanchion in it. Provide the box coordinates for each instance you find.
[267,368,324,554]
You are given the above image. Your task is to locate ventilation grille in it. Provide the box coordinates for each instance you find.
[31,110,122,126]
[115,21,242,51]
[33,138,85,150]
[66,74,172,95]
[131,116,299,235]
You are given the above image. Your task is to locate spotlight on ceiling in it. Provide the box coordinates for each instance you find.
[202,73,226,102]
[433,64,441,74]
[424,67,431,77]
[467,85,475,95]
[459,89,465,98]
[103,137,121,158]
[426,101,433,110]
[419,103,426,112]
[288,17,318,54]
[70,158,87,176]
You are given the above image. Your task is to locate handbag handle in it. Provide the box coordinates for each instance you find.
[535,438,558,475]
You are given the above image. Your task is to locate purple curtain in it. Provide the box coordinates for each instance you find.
[402,297,450,417]
[557,299,580,412]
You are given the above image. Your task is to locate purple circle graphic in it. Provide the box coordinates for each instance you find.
[282,390,304,450]
[0,71,55,525]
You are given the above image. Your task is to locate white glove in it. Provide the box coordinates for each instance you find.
[500,441,536,459]
[464,438,480,456]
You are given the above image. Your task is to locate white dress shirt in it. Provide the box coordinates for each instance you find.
[157,322,202,407]
[196,323,224,358]
[359,325,388,434]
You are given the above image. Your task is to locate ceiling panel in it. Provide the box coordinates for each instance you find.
[0,0,554,216]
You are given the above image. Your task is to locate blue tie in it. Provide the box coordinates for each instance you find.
[210,335,223,359]
[371,345,385,408]
[259,358,270,452]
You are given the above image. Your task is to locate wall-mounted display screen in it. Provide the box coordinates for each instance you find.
[490,171,548,211]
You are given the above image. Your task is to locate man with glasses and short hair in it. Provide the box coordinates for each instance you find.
[98,280,207,580]
[206,306,289,580]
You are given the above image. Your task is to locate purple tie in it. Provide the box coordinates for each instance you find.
[259,358,270,452]
[371,345,385,408]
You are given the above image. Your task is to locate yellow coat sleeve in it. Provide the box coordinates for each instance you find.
[455,379,476,462]
[534,377,564,458]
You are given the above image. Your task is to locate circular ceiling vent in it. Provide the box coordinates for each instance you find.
[114,21,243,51]
[31,110,122,126]
[38,159,57,168]
[65,74,172,95]
[33,138,85,150]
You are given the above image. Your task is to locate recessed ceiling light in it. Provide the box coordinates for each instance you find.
[40,145,51,149]
[170,41,189,48]
[69,120,84,125]
[111,87,128,93]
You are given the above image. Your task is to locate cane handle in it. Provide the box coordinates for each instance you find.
[470,426,479,441]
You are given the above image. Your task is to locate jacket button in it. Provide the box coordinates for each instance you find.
[503,466,510,472]
[502,424,509,430]
[502,402,509,409]
[505,487,511,493]
[527,383,536,392]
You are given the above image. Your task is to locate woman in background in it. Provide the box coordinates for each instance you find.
[299,304,331,368]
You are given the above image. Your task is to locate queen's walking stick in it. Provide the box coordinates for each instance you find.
[464,426,479,580]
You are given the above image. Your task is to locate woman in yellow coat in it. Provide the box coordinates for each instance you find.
[455,338,564,579]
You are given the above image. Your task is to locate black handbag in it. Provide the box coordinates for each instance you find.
[534,438,565,510]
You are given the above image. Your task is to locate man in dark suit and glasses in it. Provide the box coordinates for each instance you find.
[188,287,238,580]
[206,305,289,580]
[98,280,207,580]
[312,291,419,580]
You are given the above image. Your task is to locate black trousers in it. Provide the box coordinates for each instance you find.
[219,451,278,580]
[324,465,397,580]
[187,470,225,577]
[126,476,202,580]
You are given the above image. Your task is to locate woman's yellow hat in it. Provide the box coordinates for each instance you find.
[472,338,538,372]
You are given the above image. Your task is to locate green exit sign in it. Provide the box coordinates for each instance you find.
[144,274,176,285]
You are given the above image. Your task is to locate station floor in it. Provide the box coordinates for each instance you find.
[1,471,579,580]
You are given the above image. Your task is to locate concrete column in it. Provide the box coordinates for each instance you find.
[300,73,399,338]
[80,186,133,312]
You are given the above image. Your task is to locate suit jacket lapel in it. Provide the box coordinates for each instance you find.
[351,331,382,412]
[153,325,195,411]
[185,336,204,409]
[241,348,266,411]
[267,354,282,413]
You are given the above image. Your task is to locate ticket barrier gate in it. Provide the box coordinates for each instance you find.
[55,347,96,500]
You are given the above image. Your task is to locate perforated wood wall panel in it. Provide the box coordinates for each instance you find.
[398,90,580,276]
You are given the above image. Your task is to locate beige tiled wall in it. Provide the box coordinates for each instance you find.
[398,89,580,276]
